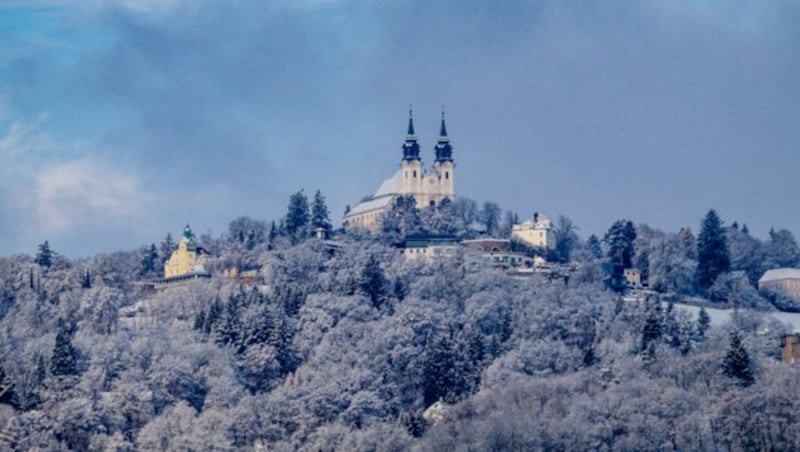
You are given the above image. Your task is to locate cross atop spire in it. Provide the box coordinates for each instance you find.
[439,107,448,138]
[407,105,415,136]
[402,106,421,161]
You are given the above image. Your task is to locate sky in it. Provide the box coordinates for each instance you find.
[1,0,798,257]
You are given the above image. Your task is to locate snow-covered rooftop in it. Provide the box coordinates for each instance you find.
[759,268,800,284]
[345,195,394,217]
[374,169,404,197]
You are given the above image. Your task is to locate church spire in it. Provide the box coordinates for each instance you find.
[402,106,421,161]
[434,108,453,163]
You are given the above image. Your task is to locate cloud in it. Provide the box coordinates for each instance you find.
[0,117,148,247]
[33,157,144,232]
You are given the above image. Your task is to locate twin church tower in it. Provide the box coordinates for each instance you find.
[343,109,456,230]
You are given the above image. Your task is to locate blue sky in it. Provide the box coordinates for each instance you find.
[1,0,798,257]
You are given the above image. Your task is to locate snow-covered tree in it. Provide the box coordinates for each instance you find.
[696,209,730,289]
[721,331,754,386]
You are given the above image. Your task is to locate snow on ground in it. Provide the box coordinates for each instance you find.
[672,303,800,332]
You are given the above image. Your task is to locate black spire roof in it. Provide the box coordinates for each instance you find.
[402,107,421,161]
[434,109,453,163]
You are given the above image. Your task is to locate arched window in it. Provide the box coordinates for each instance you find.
[429,200,435,207]
[445,171,449,179]
[413,170,417,178]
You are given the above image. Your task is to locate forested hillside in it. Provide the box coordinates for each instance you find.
[0,194,799,450]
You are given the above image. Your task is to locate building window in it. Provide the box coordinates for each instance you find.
[445,171,449,179]
[413,170,417,178]
[430,200,435,207]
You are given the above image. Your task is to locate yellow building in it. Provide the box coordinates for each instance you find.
[781,334,800,365]
[511,213,556,250]
[343,110,456,231]
[164,224,208,279]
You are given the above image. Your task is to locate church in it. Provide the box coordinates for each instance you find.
[343,110,455,231]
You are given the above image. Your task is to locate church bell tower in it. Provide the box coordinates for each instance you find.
[433,110,454,199]
[401,108,423,195]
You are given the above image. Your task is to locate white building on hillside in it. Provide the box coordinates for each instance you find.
[343,110,455,231]
[511,213,555,250]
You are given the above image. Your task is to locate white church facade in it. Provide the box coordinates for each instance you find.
[343,110,455,231]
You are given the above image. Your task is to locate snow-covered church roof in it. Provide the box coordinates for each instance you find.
[374,169,404,197]
[345,169,404,218]
[346,195,395,217]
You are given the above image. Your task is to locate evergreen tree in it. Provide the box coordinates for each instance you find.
[604,220,636,267]
[360,255,388,309]
[159,233,175,268]
[310,189,332,234]
[80,270,91,289]
[193,309,206,333]
[696,209,730,289]
[34,240,53,269]
[140,243,159,276]
[0,367,17,408]
[697,307,711,338]
[678,321,693,355]
[722,331,754,386]
[50,323,78,377]
[203,298,224,336]
[422,333,457,405]
[640,312,662,353]
[268,220,278,246]
[587,234,603,259]
[286,190,310,242]
[767,228,800,268]
[662,301,680,348]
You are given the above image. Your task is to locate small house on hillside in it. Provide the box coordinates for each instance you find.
[781,334,800,365]
[759,268,800,302]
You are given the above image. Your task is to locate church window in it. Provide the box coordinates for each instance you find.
[429,200,435,207]
[445,171,449,179]
[413,170,417,178]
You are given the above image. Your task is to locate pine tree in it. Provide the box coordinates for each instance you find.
[697,307,711,338]
[662,301,680,348]
[203,298,223,336]
[81,270,91,289]
[0,367,17,408]
[360,255,387,309]
[722,331,754,386]
[696,209,730,289]
[50,323,78,377]
[587,234,603,259]
[268,220,278,247]
[422,333,457,405]
[159,233,175,268]
[34,241,53,269]
[640,312,662,353]
[310,189,332,234]
[140,243,159,276]
[193,309,206,333]
[286,190,310,242]
[604,220,636,267]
